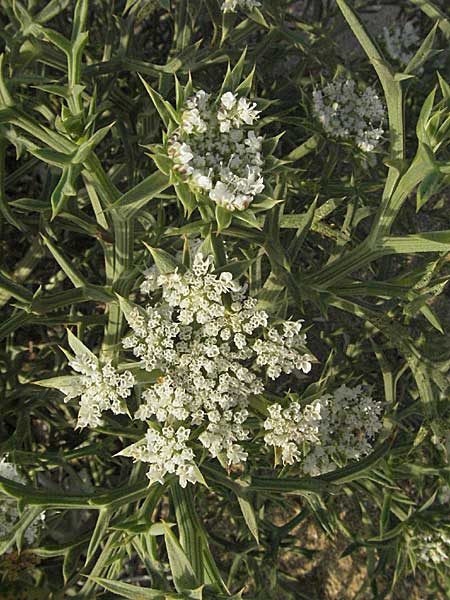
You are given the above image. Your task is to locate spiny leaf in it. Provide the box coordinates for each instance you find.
[405,21,439,75]
[88,576,167,599]
[143,242,181,274]
[139,73,179,128]
[113,170,170,217]
[163,522,198,593]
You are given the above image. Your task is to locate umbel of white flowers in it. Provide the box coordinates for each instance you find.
[264,384,383,475]
[0,460,43,545]
[168,90,264,211]
[312,78,385,152]
[222,0,261,12]
[382,21,420,67]
[121,253,312,486]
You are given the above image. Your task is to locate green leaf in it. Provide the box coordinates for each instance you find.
[336,0,392,81]
[287,198,317,261]
[139,74,178,128]
[63,544,82,583]
[235,64,256,96]
[163,522,198,593]
[143,243,181,274]
[36,0,72,24]
[437,71,450,100]
[380,231,450,253]
[32,83,84,99]
[229,48,247,91]
[151,151,173,175]
[319,442,392,484]
[33,374,82,393]
[215,205,232,233]
[41,234,87,287]
[85,509,112,565]
[51,164,82,219]
[0,311,33,341]
[112,520,175,535]
[67,328,97,361]
[73,123,115,163]
[174,180,197,217]
[32,148,73,166]
[404,21,439,75]
[170,484,204,585]
[249,475,333,495]
[88,481,151,510]
[416,169,442,211]
[284,134,320,162]
[113,170,170,217]
[220,11,237,46]
[0,54,13,107]
[37,25,71,54]
[419,304,444,334]
[416,87,437,144]
[0,271,33,304]
[236,491,259,544]
[248,8,269,28]
[233,210,262,231]
[336,0,404,230]
[88,576,167,599]
[0,476,91,509]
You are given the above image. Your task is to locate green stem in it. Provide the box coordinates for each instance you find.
[170,483,204,583]
[0,138,24,232]
[303,242,386,289]
[170,483,229,594]
[81,156,133,361]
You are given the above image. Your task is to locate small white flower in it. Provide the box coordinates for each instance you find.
[236,97,259,125]
[177,143,194,164]
[245,130,263,152]
[210,182,234,208]
[192,171,213,191]
[221,91,237,110]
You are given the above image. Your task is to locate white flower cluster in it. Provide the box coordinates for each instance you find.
[122,252,312,486]
[120,426,197,488]
[416,531,450,566]
[0,460,43,545]
[64,354,135,428]
[168,90,264,211]
[382,21,420,67]
[222,0,261,13]
[264,385,383,476]
[264,401,322,465]
[312,78,385,152]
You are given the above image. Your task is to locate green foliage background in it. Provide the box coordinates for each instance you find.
[0,0,449,598]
